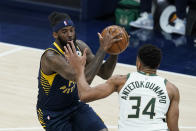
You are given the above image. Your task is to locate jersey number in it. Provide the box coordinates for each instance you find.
[128,96,156,119]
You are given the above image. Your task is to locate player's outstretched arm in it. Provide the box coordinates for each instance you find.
[166,82,180,131]
[96,31,121,79]
[97,28,130,79]
[77,31,122,84]
[77,73,124,102]
[64,42,126,102]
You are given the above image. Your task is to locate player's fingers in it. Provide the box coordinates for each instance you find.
[123,27,128,34]
[98,32,103,40]
[82,48,87,63]
[111,28,116,34]
[98,33,104,44]
[64,53,70,61]
[111,38,122,43]
[64,46,70,57]
[124,28,129,38]
[83,48,87,58]
[105,28,111,37]
[69,41,77,54]
[67,44,73,55]
[64,45,68,53]
[112,32,123,39]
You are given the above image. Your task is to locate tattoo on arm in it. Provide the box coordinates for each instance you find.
[97,55,118,79]
[77,40,106,84]
[41,50,76,80]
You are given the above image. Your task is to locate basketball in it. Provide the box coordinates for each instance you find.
[101,25,129,55]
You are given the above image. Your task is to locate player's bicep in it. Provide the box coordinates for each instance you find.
[43,50,76,80]
[77,40,95,64]
[166,86,180,131]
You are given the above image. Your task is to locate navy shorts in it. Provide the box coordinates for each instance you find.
[37,103,107,131]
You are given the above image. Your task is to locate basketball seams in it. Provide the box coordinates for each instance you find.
[117,28,124,53]
[117,27,128,53]
[101,25,129,55]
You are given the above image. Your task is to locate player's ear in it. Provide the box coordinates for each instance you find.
[136,56,141,70]
[53,32,58,39]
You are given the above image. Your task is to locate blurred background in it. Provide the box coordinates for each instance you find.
[0,0,196,76]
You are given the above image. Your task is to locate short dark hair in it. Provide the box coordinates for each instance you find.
[48,11,71,27]
[138,44,162,69]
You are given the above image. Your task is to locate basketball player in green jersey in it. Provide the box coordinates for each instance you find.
[64,43,180,131]
[36,12,122,131]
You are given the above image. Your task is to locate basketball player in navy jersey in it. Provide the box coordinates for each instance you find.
[36,12,122,131]
[64,43,180,131]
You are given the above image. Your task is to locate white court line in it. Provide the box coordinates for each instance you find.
[0,127,42,131]
[0,126,196,130]
[180,126,196,129]
[117,61,196,79]
[1,41,196,78]
[0,42,43,52]
[0,47,24,57]
[108,125,118,128]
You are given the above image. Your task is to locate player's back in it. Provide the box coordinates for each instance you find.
[118,71,170,131]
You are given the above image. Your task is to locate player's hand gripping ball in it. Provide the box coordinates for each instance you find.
[101,25,129,55]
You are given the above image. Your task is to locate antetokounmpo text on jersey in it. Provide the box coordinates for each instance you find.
[121,81,167,103]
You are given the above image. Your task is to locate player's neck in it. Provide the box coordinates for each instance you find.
[139,68,156,75]
[55,40,78,52]
[55,40,65,51]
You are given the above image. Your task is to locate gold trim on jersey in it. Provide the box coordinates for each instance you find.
[45,48,62,56]
[53,42,64,54]
[37,108,46,128]
[40,71,57,95]
[53,41,82,56]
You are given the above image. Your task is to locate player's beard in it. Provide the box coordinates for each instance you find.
[58,34,77,47]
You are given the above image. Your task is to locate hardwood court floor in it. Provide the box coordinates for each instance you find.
[0,42,195,131]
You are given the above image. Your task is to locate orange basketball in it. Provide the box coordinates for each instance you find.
[101,25,129,55]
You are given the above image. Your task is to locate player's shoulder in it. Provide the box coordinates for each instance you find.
[41,49,62,64]
[166,80,179,92]
[165,80,180,100]
[76,39,86,44]
[76,40,93,57]
[76,40,89,49]
[44,49,60,57]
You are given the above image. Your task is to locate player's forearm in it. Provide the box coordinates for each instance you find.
[98,55,118,79]
[167,109,179,131]
[76,70,93,102]
[168,124,179,131]
[84,47,106,84]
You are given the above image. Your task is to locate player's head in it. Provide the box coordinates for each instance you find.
[48,11,76,47]
[136,44,162,71]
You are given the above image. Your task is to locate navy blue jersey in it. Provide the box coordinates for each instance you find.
[37,42,82,111]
